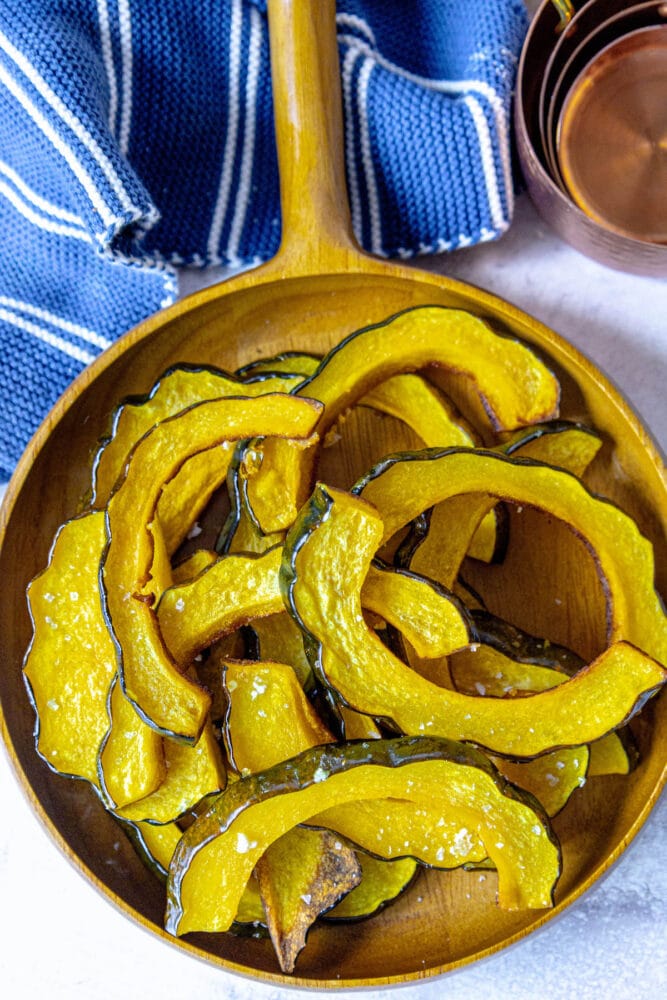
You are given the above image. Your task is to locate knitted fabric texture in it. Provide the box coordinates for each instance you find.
[0,0,528,481]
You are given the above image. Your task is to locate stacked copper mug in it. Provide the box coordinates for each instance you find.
[516,0,667,275]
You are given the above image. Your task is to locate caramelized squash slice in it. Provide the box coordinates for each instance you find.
[244,305,560,532]
[255,827,361,973]
[324,854,418,922]
[222,661,361,971]
[165,736,561,936]
[282,484,667,757]
[100,393,322,742]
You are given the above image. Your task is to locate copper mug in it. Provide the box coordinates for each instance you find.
[516,0,667,274]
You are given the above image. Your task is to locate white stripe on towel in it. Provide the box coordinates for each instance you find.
[207,0,243,264]
[357,56,383,255]
[337,31,513,223]
[463,95,506,233]
[0,160,88,227]
[0,29,138,215]
[227,4,262,265]
[116,0,133,156]
[0,297,110,350]
[0,179,93,241]
[0,307,96,365]
[336,13,376,45]
[0,62,118,228]
[96,0,119,137]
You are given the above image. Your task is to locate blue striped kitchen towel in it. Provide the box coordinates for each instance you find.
[0,0,528,482]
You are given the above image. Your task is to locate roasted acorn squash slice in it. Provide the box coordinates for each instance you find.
[255,827,361,973]
[158,546,470,670]
[282,483,667,757]
[354,449,667,665]
[244,305,560,533]
[92,365,304,503]
[100,393,322,742]
[323,854,418,922]
[98,676,165,808]
[405,422,602,588]
[115,716,226,824]
[165,736,561,935]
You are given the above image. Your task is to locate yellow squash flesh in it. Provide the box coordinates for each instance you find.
[101,393,322,741]
[283,484,667,757]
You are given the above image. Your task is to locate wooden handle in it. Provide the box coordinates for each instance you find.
[264,0,366,276]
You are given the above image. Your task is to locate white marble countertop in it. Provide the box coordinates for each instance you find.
[1,191,666,999]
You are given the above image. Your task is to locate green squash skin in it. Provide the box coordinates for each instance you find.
[468,610,585,677]
[165,735,562,935]
[501,419,601,457]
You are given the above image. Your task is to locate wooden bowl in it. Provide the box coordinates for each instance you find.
[0,0,665,988]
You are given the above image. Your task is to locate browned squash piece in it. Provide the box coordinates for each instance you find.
[283,483,667,758]
[324,854,418,922]
[244,305,560,533]
[101,392,322,742]
[222,661,360,970]
[308,797,487,869]
[255,827,361,973]
[223,661,487,870]
[165,736,561,936]
[24,511,118,789]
